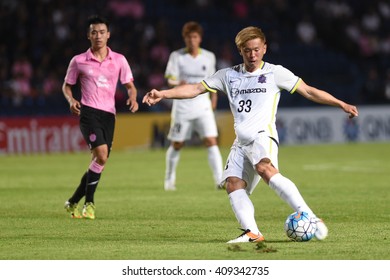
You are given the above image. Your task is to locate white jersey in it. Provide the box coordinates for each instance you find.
[165,48,216,119]
[202,61,301,145]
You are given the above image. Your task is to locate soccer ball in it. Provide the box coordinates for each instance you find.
[285,211,317,242]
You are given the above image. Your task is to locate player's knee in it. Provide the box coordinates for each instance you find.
[172,142,184,150]
[95,154,108,165]
[93,150,108,165]
[204,137,217,147]
[255,159,277,182]
[225,177,246,194]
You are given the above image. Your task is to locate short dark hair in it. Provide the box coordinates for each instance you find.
[182,21,203,38]
[87,15,110,32]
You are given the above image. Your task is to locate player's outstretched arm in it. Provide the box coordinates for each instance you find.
[143,83,207,106]
[296,80,359,119]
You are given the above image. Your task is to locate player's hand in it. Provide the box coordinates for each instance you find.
[70,100,81,116]
[342,104,359,119]
[142,89,163,106]
[126,98,139,113]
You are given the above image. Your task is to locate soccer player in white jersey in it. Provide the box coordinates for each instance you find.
[163,21,223,191]
[143,26,358,242]
[62,15,138,219]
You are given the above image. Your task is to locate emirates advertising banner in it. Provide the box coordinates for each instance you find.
[0,116,86,155]
[0,105,389,155]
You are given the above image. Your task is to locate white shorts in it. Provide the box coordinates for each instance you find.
[167,112,218,142]
[221,132,279,195]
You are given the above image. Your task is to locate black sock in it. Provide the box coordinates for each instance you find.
[68,172,87,204]
[85,169,101,204]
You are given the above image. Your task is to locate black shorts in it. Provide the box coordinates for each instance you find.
[79,105,115,153]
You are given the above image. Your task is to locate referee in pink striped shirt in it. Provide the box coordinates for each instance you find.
[62,15,138,219]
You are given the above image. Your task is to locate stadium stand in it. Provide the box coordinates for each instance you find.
[1,0,389,116]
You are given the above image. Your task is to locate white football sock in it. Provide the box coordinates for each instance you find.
[165,145,180,182]
[268,173,315,216]
[207,145,223,185]
[229,189,260,234]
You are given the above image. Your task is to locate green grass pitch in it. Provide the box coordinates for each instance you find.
[0,142,389,260]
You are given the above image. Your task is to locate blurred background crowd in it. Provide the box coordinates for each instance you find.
[1,0,390,116]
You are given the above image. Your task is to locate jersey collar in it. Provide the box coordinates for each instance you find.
[243,61,265,74]
[86,47,112,61]
[185,47,202,56]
